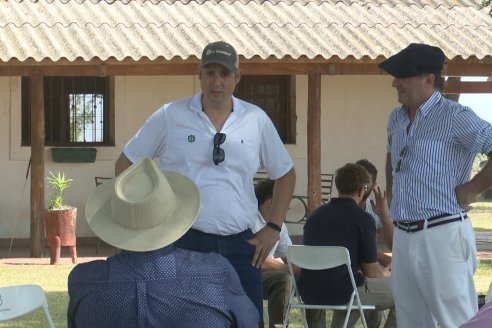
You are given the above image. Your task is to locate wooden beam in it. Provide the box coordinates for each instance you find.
[307,74,322,215]
[445,64,492,77]
[443,81,492,94]
[0,62,491,77]
[30,72,45,258]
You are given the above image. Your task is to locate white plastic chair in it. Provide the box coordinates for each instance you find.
[283,245,375,328]
[0,284,56,327]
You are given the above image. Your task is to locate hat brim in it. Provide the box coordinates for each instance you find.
[378,43,444,78]
[85,171,200,252]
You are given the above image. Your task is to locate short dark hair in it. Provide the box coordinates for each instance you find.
[335,163,370,195]
[356,159,378,181]
[254,179,274,209]
[434,72,444,91]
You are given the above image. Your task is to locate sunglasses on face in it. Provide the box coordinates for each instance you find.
[213,132,226,165]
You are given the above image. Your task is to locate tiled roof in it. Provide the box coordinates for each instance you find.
[0,0,491,62]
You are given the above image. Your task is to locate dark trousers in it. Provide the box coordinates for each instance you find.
[263,271,291,327]
[174,228,263,327]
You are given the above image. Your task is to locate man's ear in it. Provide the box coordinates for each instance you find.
[426,73,435,87]
[235,70,242,84]
[356,187,365,201]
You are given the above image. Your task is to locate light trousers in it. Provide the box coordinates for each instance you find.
[391,217,477,328]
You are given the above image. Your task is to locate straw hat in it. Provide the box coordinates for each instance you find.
[85,157,200,252]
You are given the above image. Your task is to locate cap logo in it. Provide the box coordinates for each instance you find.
[206,49,232,57]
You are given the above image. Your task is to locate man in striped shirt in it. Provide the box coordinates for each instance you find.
[380,43,492,328]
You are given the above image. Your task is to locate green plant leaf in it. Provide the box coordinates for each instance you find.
[46,171,73,210]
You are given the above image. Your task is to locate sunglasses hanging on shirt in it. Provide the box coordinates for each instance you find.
[213,133,226,165]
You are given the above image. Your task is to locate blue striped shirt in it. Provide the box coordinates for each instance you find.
[387,91,492,221]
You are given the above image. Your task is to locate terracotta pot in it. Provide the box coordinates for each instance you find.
[44,207,77,264]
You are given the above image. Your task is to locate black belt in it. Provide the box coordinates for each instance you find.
[394,213,467,233]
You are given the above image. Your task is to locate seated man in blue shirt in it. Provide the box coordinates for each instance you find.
[298,163,396,328]
[67,157,259,328]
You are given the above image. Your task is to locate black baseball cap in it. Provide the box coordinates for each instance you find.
[200,41,239,73]
[378,43,445,78]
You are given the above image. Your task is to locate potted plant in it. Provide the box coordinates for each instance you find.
[44,171,77,264]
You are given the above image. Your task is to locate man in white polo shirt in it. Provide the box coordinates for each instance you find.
[115,41,296,328]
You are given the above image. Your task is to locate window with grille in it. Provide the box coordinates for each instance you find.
[235,75,296,144]
[21,76,114,146]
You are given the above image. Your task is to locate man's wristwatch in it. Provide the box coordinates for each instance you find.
[266,222,282,232]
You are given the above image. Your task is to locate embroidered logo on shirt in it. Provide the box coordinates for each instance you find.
[188,135,196,143]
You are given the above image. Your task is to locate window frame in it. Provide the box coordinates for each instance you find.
[21,76,115,147]
[235,75,296,144]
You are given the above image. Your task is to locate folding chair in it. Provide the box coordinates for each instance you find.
[486,281,492,303]
[0,284,56,328]
[283,245,375,328]
[94,176,112,187]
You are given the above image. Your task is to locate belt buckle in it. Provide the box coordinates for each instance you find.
[401,222,413,234]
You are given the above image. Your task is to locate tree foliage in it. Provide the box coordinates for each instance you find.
[482,0,492,17]
[70,93,102,142]
[472,153,488,177]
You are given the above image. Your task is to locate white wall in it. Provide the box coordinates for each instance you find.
[322,75,397,182]
[0,74,399,239]
[285,75,398,234]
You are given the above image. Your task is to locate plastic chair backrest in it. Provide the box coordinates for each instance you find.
[284,245,373,328]
[288,244,350,270]
[0,284,56,328]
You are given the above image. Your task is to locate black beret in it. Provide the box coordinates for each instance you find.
[378,43,445,78]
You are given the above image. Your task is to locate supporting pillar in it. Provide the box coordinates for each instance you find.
[30,72,45,257]
[307,73,322,215]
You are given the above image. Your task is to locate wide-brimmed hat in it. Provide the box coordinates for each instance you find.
[85,157,200,252]
[200,41,239,73]
[378,43,445,78]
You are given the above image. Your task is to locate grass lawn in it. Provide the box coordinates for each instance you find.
[1,202,491,327]
[469,200,492,231]
[0,261,490,328]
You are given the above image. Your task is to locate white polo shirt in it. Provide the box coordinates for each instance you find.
[124,92,293,235]
[365,198,383,231]
[253,213,292,259]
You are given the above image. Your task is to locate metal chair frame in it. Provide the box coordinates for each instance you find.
[283,245,375,328]
[253,171,333,223]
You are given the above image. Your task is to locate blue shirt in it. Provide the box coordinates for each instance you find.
[298,198,377,305]
[387,92,492,221]
[67,246,259,328]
